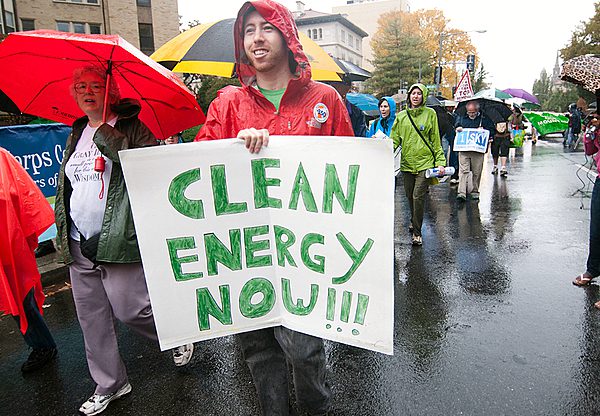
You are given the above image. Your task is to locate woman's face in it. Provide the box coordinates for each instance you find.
[74,72,106,119]
[409,88,423,108]
[380,100,390,118]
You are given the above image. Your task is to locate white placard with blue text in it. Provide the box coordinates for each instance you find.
[120,136,394,355]
[453,128,490,153]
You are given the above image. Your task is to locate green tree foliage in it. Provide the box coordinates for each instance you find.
[532,69,580,112]
[532,69,551,102]
[191,75,240,113]
[367,10,478,97]
[561,2,600,59]
[472,64,490,93]
[559,3,600,104]
[545,86,580,112]
[367,13,431,96]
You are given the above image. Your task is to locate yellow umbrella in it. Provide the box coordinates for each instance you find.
[151,18,342,81]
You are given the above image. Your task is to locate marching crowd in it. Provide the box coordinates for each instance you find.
[2,0,600,415]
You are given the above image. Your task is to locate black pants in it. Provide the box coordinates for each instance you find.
[13,288,56,349]
[238,326,330,415]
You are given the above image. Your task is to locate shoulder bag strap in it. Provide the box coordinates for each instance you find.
[406,109,436,168]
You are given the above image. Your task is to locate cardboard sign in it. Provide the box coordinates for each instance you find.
[453,128,490,153]
[120,136,395,355]
[454,70,473,102]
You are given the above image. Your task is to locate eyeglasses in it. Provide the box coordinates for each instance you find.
[74,82,105,94]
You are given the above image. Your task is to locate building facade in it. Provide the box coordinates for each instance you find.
[1,0,178,54]
[332,0,409,71]
[293,1,367,67]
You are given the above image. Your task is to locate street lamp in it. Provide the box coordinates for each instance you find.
[435,29,486,96]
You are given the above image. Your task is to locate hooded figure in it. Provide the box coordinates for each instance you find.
[196,1,354,414]
[0,147,57,372]
[367,96,396,138]
[390,83,446,246]
[195,0,353,141]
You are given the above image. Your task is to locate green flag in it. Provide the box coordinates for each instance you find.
[523,112,569,136]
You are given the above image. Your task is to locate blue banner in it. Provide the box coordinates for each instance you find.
[0,123,70,197]
[0,123,70,241]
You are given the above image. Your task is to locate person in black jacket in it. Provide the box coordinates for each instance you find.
[455,100,495,201]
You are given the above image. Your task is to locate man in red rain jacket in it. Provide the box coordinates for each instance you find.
[0,147,58,372]
[195,1,354,414]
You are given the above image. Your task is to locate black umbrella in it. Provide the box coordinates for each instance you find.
[331,57,372,82]
[426,95,454,138]
[0,89,20,114]
[455,97,512,124]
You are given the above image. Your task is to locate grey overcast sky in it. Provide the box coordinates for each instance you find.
[177,0,596,91]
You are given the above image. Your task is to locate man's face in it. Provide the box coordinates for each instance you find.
[409,88,423,107]
[243,11,288,74]
[466,103,479,119]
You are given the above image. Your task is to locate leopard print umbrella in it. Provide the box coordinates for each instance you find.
[560,54,600,93]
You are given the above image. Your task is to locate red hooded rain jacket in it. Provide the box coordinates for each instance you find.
[195,0,354,140]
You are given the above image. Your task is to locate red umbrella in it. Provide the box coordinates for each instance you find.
[0,30,205,139]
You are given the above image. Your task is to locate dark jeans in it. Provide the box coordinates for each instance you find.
[238,326,330,416]
[13,288,56,349]
[588,179,600,276]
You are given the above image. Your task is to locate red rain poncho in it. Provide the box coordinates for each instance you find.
[0,147,54,333]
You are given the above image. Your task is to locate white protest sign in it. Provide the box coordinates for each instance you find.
[453,128,490,153]
[120,136,394,355]
[454,70,473,102]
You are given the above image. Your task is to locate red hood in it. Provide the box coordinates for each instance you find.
[234,0,311,88]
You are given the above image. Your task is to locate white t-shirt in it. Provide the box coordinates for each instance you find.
[65,118,117,240]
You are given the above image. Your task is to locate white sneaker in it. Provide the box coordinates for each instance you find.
[172,343,194,367]
[79,382,132,415]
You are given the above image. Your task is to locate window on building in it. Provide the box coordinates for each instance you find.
[56,21,101,34]
[56,21,70,32]
[21,19,35,31]
[318,28,322,39]
[138,23,155,54]
[349,35,354,48]
[73,22,85,33]
[307,30,311,38]
[89,23,101,34]
[341,29,346,44]
[53,0,100,4]
[4,10,15,32]
[312,29,318,40]
[137,0,151,6]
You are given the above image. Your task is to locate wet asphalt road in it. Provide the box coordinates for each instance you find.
[2,136,600,416]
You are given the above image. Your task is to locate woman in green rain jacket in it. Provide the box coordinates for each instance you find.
[391,83,446,246]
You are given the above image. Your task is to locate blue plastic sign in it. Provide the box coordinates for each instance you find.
[453,128,489,153]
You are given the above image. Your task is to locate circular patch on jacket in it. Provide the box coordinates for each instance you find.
[313,103,329,124]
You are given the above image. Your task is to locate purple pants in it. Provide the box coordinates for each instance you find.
[69,240,157,395]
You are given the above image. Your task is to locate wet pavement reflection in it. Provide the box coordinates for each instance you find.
[2,138,600,415]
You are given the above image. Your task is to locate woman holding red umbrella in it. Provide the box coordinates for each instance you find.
[54,66,193,416]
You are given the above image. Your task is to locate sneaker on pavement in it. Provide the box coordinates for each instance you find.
[449,178,459,185]
[79,382,132,416]
[491,166,498,175]
[21,347,57,373]
[500,168,508,177]
[172,343,194,367]
[411,235,423,246]
[456,193,467,201]
[471,192,480,200]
